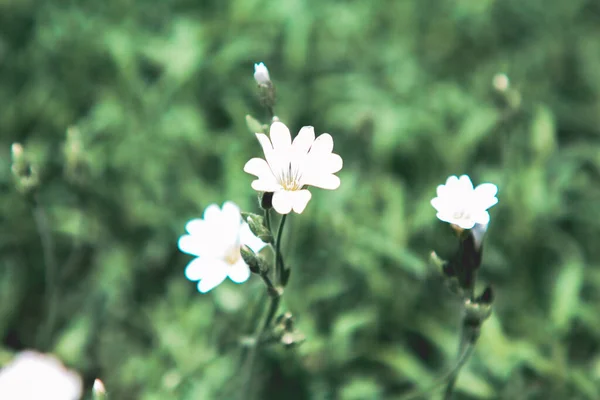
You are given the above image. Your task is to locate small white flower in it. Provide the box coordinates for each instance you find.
[244,121,343,214]
[0,351,83,400]
[431,175,498,230]
[178,201,266,293]
[253,62,270,85]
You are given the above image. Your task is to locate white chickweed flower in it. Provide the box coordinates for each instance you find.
[431,175,498,230]
[244,121,343,214]
[178,201,267,293]
[0,351,83,400]
[253,62,270,85]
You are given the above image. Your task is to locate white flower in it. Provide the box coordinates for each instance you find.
[244,121,343,214]
[253,62,270,85]
[0,351,83,400]
[178,201,267,293]
[431,175,498,230]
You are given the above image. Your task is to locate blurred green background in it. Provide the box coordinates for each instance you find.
[1,0,600,398]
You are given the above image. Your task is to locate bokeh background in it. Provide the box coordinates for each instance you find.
[1,0,600,398]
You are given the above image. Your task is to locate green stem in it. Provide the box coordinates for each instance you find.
[443,317,478,399]
[264,208,271,233]
[275,214,287,284]
[32,197,59,350]
[398,342,475,400]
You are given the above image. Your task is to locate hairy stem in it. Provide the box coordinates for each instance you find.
[32,197,59,350]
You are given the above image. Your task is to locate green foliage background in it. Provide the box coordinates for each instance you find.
[1,0,600,398]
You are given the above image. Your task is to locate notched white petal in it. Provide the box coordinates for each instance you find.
[184,218,205,235]
[228,259,251,283]
[203,204,221,221]
[197,267,228,293]
[272,190,293,214]
[309,133,334,155]
[304,173,340,190]
[185,257,211,281]
[291,189,312,213]
[251,179,280,192]
[244,158,272,178]
[255,133,273,155]
[178,235,202,256]
[269,121,292,151]
[292,126,316,154]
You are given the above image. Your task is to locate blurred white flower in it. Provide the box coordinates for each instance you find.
[178,201,266,293]
[431,175,498,230]
[253,62,270,85]
[244,121,343,214]
[0,351,82,400]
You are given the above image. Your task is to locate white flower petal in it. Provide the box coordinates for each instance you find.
[445,175,459,187]
[184,257,213,281]
[197,268,228,293]
[272,190,294,214]
[0,352,83,400]
[436,183,450,198]
[269,122,292,151]
[458,175,474,192]
[430,197,444,212]
[184,218,205,235]
[227,259,251,283]
[472,210,491,226]
[244,158,272,178]
[255,133,273,155]
[309,133,334,155]
[292,126,315,154]
[323,153,343,173]
[221,201,242,233]
[203,204,221,222]
[474,183,499,209]
[251,179,281,192]
[303,173,340,190]
[291,189,312,213]
[178,235,208,257]
[240,222,267,253]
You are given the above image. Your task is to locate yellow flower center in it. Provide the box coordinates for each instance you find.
[224,246,241,265]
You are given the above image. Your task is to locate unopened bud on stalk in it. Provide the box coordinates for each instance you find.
[260,192,273,211]
[10,142,39,194]
[253,62,276,112]
[92,379,107,399]
[492,73,509,92]
[240,245,267,274]
[241,212,273,243]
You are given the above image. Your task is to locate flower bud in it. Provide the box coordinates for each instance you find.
[10,143,39,195]
[492,73,509,93]
[92,379,107,399]
[470,223,488,251]
[253,62,270,85]
[464,298,492,326]
[245,114,266,134]
[241,212,273,243]
[260,192,273,211]
[240,245,264,274]
[253,62,276,112]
